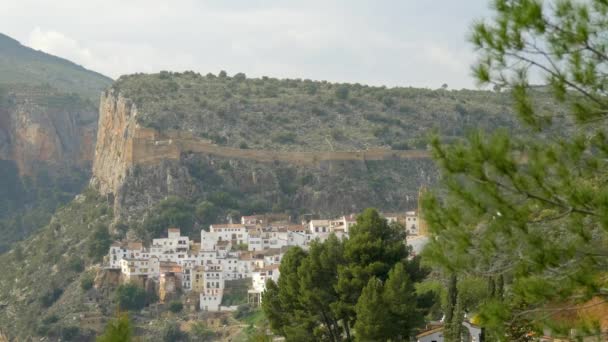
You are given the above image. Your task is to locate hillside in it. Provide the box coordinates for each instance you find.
[0,33,112,252]
[1,71,570,338]
[0,33,112,101]
[95,72,570,225]
[113,71,528,152]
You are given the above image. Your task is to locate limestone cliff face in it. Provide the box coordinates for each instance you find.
[0,90,98,175]
[91,90,138,196]
[92,91,437,220]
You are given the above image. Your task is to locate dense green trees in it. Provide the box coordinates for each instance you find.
[423,0,608,339]
[115,283,147,311]
[262,209,431,341]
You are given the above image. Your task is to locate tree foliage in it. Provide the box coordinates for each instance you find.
[263,209,431,341]
[88,223,111,262]
[423,0,608,338]
[115,283,147,311]
[97,312,132,342]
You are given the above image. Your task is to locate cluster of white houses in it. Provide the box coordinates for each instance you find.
[106,211,423,311]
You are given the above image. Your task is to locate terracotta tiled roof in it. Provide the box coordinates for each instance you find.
[255,264,280,272]
[127,242,143,250]
[211,224,245,229]
[415,326,443,338]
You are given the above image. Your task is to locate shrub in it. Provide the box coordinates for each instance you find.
[169,301,183,313]
[42,314,59,325]
[271,132,296,144]
[81,273,94,291]
[189,322,215,341]
[40,288,63,307]
[115,283,147,311]
[161,321,188,342]
[60,326,80,341]
[234,304,252,319]
[335,85,349,99]
[67,256,84,273]
[87,223,111,262]
[233,72,246,81]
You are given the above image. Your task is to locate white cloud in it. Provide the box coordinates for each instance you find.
[28,27,94,66]
[2,0,490,88]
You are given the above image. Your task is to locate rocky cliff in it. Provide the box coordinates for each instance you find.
[91,89,436,220]
[0,87,98,175]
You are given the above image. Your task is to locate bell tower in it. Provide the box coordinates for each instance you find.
[417,185,429,236]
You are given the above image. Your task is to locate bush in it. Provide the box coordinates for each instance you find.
[189,322,215,341]
[81,273,94,291]
[40,288,63,307]
[169,301,183,313]
[335,85,349,99]
[271,132,296,144]
[60,326,80,341]
[42,314,59,325]
[115,283,147,311]
[234,304,252,319]
[161,321,188,342]
[67,256,84,272]
[87,223,111,262]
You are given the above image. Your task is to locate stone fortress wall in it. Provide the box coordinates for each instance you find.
[130,129,431,167]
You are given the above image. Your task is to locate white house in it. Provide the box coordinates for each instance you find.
[248,264,280,306]
[199,265,225,311]
[308,219,333,241]
[151,228,190,255]
[120,258,151,277]
[330,215,357,234]
[108,242,145,268]
[405,211,419,235]
[209,224,248,245]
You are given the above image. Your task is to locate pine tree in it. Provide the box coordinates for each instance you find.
[443,274,460,342]
[382,263,422,340]
[263,209,431,341]
[96,312,132,342]
[422,0,608,335]
[353,277,389,341]
[336,208,409,331]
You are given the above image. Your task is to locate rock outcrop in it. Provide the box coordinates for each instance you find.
[0,88,98,175]
[92,90,436,219]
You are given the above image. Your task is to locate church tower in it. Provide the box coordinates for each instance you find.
[417,185,429,236]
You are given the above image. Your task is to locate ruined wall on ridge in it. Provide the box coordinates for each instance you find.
[92,90,435,219]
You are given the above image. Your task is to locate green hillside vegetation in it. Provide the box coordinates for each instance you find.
[0,32,111,252]
[0,188,113,339]
[112,71,559,152]
[0,160,88,253]
[422,0,608,339]
[0,33,112,101]
[0,84,98,252]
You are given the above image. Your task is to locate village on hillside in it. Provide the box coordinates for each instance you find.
[105,211,428,312]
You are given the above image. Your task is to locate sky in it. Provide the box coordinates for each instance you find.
[1,0,492,89]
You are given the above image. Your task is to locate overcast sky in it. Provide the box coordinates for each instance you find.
[2,0,492,89]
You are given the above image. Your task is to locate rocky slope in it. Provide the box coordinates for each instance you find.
[91,89,436,223]
[0,33,112,250]
[0,33,112,101]
[0,85,98,175]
